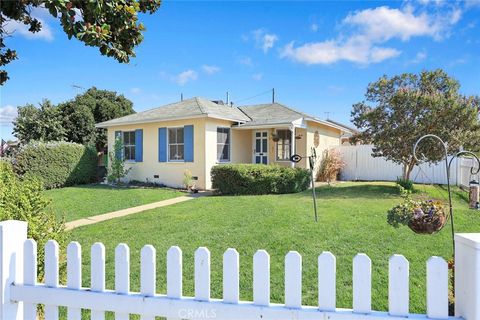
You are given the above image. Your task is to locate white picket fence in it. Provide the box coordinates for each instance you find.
[335,145,478,187]
[2,220,480,319]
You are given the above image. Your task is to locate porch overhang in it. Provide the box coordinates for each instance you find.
[231,118,306,130]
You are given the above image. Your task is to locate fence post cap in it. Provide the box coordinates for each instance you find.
[0,220,27,228]
[455,233,480,249]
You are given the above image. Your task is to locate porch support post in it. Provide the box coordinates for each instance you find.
[291,126,295,168]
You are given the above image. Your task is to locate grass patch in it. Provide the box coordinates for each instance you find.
[67,182,478,314]
[46,184,185,221]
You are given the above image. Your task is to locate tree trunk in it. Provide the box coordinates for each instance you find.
[402,160,416,181]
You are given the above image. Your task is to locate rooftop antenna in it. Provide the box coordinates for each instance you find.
[272,88,275,103]
[226,92,230,105]
[181,93,183,101]
[325,112,333,120]
[71,84,84,94]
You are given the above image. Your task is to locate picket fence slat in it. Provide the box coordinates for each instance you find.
[389,255,409,316]
[223,248,239,304]
[195,247,211,301]
[427,257,448,319]
[91,243,106,320]
[318,251,336,311]
[353,253,371,313]
[285,251,302,308]
[45,240,59,320]
[253,250,270,306]
[23,239,37,320]
[140,245,156,320]
[115,244,130,320]
[67,242,82,320]
[167,246,182,320]
[167,246,183,298]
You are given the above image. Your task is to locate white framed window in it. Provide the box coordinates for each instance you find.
[276,129,291,161]
[217,127,230,162]
[168,127,184,161]
[123,131,136,161]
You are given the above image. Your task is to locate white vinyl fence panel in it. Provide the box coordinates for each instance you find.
[335,145,478,187]
[3,220,480,320]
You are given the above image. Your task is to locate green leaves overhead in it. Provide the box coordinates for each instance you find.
[1,0,162,85]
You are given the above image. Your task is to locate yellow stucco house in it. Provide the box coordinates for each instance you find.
[96,97,352,190]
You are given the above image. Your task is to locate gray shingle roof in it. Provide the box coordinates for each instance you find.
[95,97,352,133]
[237,103,318,127]
[96,97,250,127]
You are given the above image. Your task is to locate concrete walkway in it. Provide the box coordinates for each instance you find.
[65,191,212,231]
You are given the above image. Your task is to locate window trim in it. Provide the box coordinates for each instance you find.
[122,130,136,162]
[167,126,185,162]
[216,127,231,163]
[275,129,292,162]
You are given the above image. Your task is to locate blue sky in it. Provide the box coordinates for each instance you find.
[1,0,480,141]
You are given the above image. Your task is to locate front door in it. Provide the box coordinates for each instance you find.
[254,131,268,164]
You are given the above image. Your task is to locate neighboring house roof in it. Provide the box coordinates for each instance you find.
[96,97,250,128]
[95,96,352,133]
[325,119,358,133]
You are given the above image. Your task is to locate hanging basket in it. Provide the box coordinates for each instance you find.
[407,200,447,234]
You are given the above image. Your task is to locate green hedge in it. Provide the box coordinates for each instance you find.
[12,141,97,189]
[211,164,311,195]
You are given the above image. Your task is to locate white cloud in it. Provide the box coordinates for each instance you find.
[412,50,427,64]
[3,17,53,42]
[201,65,221,75]
[174,70,198,86]
[281,38,400,65]
[0,105,17,124]
[252,73,263,81]
[310,23,319,32]
[130,87,142,94]
[238,56,253,67]
[281,5,460,65]
[252,29,278,53]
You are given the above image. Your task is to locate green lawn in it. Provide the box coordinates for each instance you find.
[67,182,478,314]
[45,184,185,221]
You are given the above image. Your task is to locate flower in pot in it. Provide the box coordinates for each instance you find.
[387,187,447,234]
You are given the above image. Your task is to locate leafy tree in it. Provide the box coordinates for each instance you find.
[13,87,134,150]
[107,136,131,185]
[351,69,480,181]
[62,87,135,150]
[58,102,96,145]
[13,99,65,143]
[1,0,162,85]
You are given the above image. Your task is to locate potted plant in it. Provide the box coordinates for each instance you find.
[387,187,447,234]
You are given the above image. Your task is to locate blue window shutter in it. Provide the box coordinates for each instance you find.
[114,131,122,160]
[135,129,143,162]
[184,125,194,162]
[158,127,167,162]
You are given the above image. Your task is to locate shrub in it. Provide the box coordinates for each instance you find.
[396,177,414,191]
[12,141,97,189]
[107,137,131,185]
[317,149,345,184]
[0,161,65,279]
[211,164,310,195]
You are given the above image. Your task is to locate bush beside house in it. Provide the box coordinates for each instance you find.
[0,161,65,278]
[12,141,97,189]
[211,164,310,195]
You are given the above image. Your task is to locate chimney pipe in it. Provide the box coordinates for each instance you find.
[181,93,183,101]
[226,92,230,105]
[272,88,275,103]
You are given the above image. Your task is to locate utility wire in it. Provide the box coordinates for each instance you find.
[234,89,272,104]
